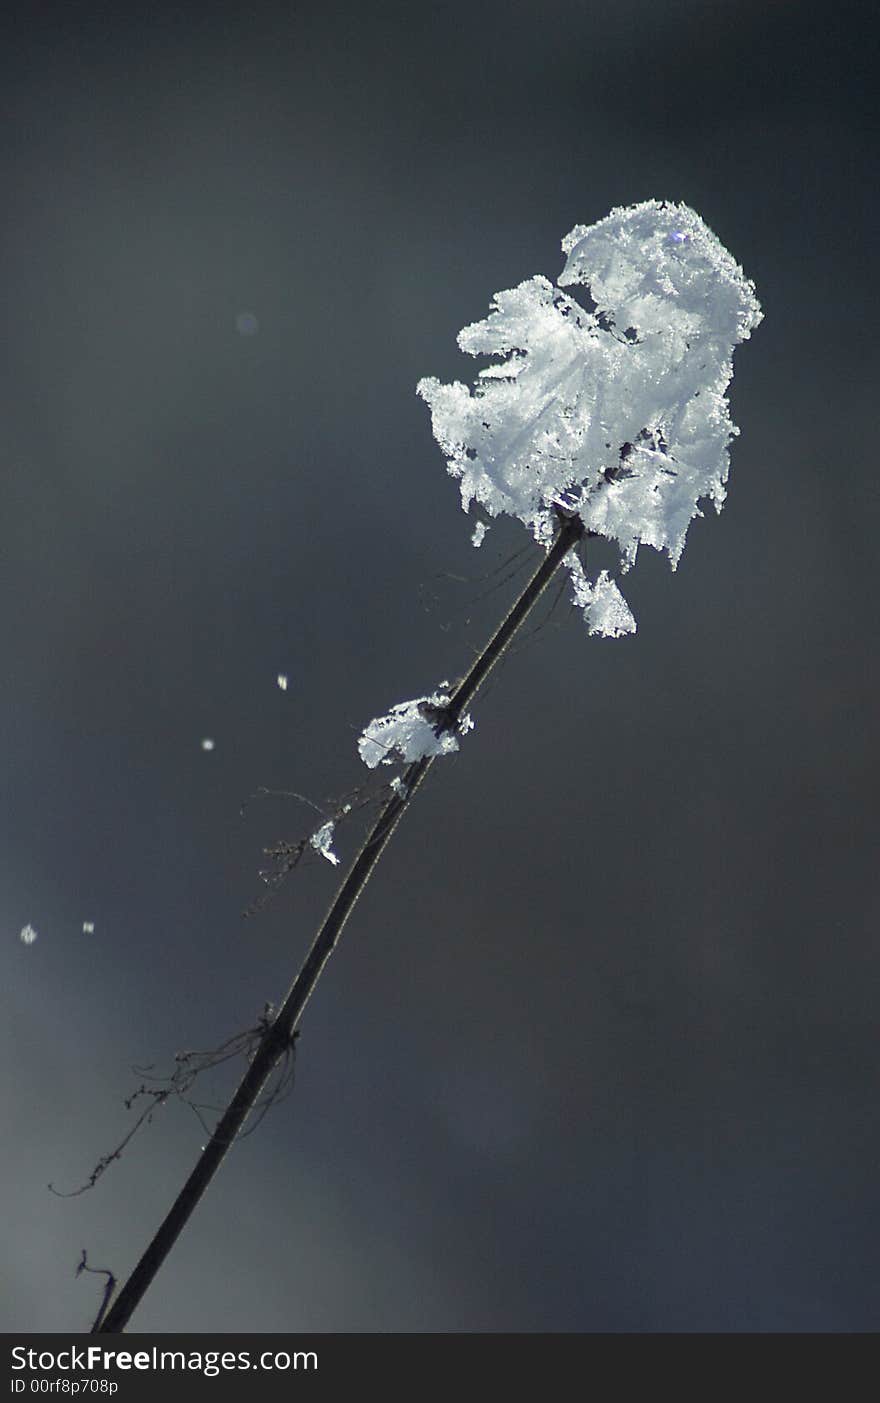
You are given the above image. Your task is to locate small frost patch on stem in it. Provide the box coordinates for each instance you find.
[357,686,474,770]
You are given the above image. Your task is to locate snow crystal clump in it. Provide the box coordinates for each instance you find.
[20,923,38,945]
[567,552,636,638]
[310,820,340,866]
[417,200,761,636]
[358,687,473,770]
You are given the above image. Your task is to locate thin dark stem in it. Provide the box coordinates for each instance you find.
[94,510,583,1334]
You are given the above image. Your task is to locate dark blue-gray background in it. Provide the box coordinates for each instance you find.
[2,0,877,1332]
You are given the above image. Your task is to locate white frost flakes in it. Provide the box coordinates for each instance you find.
[82,921,95,934]
[584,572,638,638]
[566,552,637,638]
[358,687,474,770]
[19,923,38,945]
[200,737,215,752]
[277,673,289,691]
[471,520,488,548]
[310,820,340,866]
[390,775,407,797]
[417,200,761,636]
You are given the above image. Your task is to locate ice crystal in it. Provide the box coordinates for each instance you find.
[358,686,473,769]
[310,820,340,866]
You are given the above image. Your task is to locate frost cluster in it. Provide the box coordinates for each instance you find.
[358,686,474,770]
[418,200,761,636]
[310,819,340,866]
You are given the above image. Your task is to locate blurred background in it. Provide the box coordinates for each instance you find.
[2,0,877,1332]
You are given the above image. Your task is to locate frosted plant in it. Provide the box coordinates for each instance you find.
[89,202,761,1333]
[358,687,474,770]
[418,200,762,636]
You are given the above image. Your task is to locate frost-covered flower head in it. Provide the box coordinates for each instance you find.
[418,200,761,636]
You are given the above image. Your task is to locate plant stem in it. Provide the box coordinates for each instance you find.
[94,511,584,1333]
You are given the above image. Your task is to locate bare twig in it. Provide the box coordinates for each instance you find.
[76,1251,116,1333]
[51,1008,288,1197]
